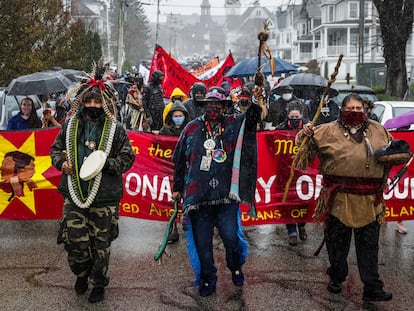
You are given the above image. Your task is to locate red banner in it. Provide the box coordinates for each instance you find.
[1,128,414,224]
[149,45,235,98]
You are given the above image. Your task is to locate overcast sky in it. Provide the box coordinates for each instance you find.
[142,0,296,23]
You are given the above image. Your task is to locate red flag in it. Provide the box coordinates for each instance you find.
[149,45,235,98]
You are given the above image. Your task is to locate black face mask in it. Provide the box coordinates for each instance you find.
[84,107,105,120]
[288,118,303,129]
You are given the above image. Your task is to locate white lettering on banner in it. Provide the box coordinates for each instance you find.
[125,173,277,203]
[143,175,158,199]
[125,172,141,195]
[384,177,414,200]
[296,174,323,200]
[159,177,172,201]
[392,178,410,199]
[125,173,171,199]
[256,175,276,203]
[297,175,414,202]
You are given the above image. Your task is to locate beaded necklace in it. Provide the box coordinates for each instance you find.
[66,113,116,208]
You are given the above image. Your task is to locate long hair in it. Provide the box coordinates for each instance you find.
[20,97,41,128]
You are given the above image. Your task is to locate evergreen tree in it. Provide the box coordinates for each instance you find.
[372,0,414,98]
[111,0,152,69]
[85,31,103,72]
[0,0,71,84]
[0,0,102,85]
[64,19,88,70]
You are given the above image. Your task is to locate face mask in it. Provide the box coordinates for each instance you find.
[288,118,302,129]
[172,116,185,126]
[84,107,105,120]
[341,111,366,127]
[239,99,250,107]
[49,101,56,109]
[282,93,293,101]
[205,107,221,122]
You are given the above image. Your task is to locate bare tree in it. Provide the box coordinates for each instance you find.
[372,0,414,98]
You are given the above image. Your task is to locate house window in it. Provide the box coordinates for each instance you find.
[364,1,369,17]
[349,2,358,19]
[328,5,334,22]
[350,29,358,53]
[301,23,306,36]
[256,9,261,17]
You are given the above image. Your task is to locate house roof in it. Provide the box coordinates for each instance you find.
[73,0,101,17]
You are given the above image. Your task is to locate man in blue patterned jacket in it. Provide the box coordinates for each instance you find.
[172,86,262,297]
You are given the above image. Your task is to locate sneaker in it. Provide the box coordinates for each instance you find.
[327,280,342,294]
[396,222,408,234]
[363,290,392,301]
[288,235,298,246]
[199,280,216,297]
[88,287,105,303]
[232,269,244,287]
[74,277,88,295]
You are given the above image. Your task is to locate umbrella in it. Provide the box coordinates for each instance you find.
[7,71,73,96]
[56,69,88,82]
[224,56,298,78]
[273,73,335,100]
[384,110,414,130]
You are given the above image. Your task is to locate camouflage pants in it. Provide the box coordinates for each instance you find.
[325,215,384,294]
[57,198,119,288]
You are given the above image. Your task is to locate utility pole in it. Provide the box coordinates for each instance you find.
[371,3,377,62]
[117,0,125,74]
[105,2,111,62]
[358,0,364,63]
[155,0,160,44]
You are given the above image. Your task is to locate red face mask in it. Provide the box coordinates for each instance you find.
[205,107,221,122]
[341,110,366,127]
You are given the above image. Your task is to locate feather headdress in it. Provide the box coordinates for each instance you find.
[66,58,118,121]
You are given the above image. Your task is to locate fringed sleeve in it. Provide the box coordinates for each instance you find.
[295,130,317,170]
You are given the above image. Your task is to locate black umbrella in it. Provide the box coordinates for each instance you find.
[7,71,74,96]
[56,69,88,82]
[273,73,337,100]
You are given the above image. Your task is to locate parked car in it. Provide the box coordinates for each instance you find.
[372,101,414,129]
[0,89,43,130]
[332,84,378,106]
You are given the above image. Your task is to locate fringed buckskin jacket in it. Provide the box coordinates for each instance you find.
[296,120,392,228]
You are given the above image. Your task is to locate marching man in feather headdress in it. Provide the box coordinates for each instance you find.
[50,59,135,303]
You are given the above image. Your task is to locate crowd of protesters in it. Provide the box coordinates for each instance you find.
[5,64,406,304]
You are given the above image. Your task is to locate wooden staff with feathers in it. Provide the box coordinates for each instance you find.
[253,21,274,120]
[282,54,344,203]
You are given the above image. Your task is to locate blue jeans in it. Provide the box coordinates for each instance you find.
[189,202,244,283]
[286,223,306,237]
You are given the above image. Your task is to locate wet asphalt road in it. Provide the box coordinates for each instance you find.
[1,217,414,311]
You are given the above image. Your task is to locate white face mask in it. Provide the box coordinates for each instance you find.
[282,93,293,101]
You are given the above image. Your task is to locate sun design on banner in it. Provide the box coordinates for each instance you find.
[0,133,55,215]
